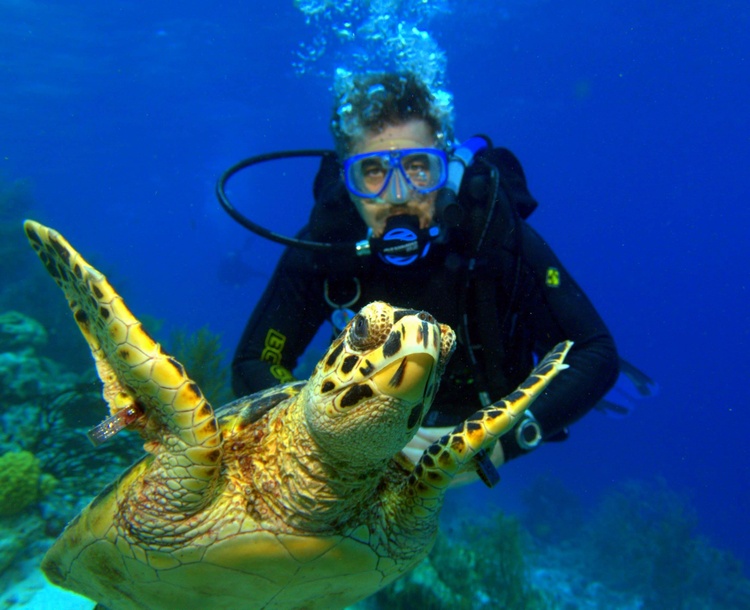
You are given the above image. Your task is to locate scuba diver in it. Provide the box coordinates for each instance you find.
[227,71,621,485]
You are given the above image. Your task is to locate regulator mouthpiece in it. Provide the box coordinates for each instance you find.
[369,215,439,266]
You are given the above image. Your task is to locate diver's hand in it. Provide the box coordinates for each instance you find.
[402,425,505,487]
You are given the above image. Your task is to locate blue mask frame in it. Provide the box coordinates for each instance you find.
[343,147,448,202]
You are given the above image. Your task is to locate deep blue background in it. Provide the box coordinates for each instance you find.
[2,1,748,569]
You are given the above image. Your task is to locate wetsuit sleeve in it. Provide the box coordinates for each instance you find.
[231,246,329,397]
[501,223,620,461]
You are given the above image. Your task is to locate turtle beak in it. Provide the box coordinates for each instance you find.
[371,353,435,404]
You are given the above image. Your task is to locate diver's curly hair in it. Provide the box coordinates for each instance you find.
[330,71,454,157]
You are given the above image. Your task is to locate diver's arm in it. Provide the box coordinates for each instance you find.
[231,246,328,397]
[500,223,619,460]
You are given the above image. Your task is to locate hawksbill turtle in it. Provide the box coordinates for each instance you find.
[24,219,571,610]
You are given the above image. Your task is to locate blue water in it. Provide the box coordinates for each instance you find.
[2,0,748,588]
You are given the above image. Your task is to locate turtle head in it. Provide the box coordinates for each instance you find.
[305,302,455,466]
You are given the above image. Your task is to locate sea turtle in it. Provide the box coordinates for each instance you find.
[24,219,571,610]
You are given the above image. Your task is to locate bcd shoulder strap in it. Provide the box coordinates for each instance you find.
[462,147,537,394]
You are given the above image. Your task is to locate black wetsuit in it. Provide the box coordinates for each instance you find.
[232,148,619,460]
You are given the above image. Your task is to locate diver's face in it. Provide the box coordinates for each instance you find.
[347,119,439,238]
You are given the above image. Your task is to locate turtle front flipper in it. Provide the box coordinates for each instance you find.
[403,341,572,519]
[24,220,222,515]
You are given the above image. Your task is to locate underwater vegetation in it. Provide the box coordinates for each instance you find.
[358,476,750,610]
[0,313,233,591]
[362,510,544,609]
[0,185,234,593]
[519,475,750,609]
[0,450,56,517]
[133,315,232,406]
[0,306,144,586]
[168,325,233,406]
[580,478,750,609]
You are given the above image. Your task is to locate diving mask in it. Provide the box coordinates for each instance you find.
[343,148,448,203]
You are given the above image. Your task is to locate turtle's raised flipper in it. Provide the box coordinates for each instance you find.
[406,341,572,510]
[24,220,222,514]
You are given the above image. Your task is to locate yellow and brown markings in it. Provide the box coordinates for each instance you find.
[304,304,454,440]
[324,341,345,370]
[358,359,375,377]
[409,341,573,501]
[218,383,304,431]
[340,354,360,375]
[338,384,375,409]
[406,404,424,430]
[386,357,408,389]
[381,329,402,358]
[24,220,223,516]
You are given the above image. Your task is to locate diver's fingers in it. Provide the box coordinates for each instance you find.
[401,425,456,465]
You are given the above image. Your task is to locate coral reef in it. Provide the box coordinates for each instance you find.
[0,451,55,517]
[0,310,77,404]
[365,510,545,609]
[0,311,47,352]
[581,478,750,609]
[355,477,750,610]
[0,305,143,575]
[0,513,45,577]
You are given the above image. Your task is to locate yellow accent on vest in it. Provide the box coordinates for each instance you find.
[262,329,293,382]
[270,364,294,383]
[546,267,561,287]
[261,329,286,364]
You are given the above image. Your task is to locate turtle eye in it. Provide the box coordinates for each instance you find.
[349,314,369,347]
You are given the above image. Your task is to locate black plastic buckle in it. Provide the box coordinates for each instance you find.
[474,448,501,488]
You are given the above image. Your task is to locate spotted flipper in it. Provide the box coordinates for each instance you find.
[24,220,222,514]
[407,341,572,510]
